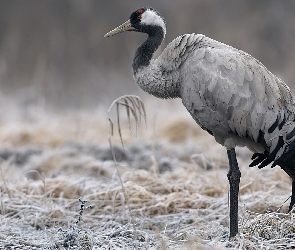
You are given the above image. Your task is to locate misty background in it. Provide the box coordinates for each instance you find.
[0,0,295,111]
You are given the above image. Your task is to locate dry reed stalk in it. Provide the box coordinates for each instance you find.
[107,95,147,238]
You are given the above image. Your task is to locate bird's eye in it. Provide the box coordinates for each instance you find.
[137,15,142,20]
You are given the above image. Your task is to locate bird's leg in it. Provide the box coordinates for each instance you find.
[227,148,241,238]
[288,180,295,212]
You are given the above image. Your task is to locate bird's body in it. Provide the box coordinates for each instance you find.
[105,7,295,237]
[137,32,295,160]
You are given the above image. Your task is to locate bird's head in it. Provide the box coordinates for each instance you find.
[104,7,166,37]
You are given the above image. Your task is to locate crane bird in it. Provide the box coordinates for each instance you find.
[105,7,295,237]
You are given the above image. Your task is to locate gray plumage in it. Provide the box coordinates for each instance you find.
[136,32,295,159]
[105,7,295,237]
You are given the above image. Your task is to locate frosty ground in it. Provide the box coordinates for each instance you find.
[0,99,294,249]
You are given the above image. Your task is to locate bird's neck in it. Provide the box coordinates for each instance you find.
[132,29,181,99]
[132,29,164,73]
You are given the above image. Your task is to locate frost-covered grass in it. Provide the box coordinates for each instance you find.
[0,100,294,249]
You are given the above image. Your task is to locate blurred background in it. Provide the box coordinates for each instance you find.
[0,0,295,111]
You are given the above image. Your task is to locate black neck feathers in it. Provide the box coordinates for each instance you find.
[132,26,165,74]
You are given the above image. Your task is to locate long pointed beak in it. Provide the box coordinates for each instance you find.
[104,20,136,37]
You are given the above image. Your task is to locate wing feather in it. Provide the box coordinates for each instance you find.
[157,33,295,161]
[178,34,293,154]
